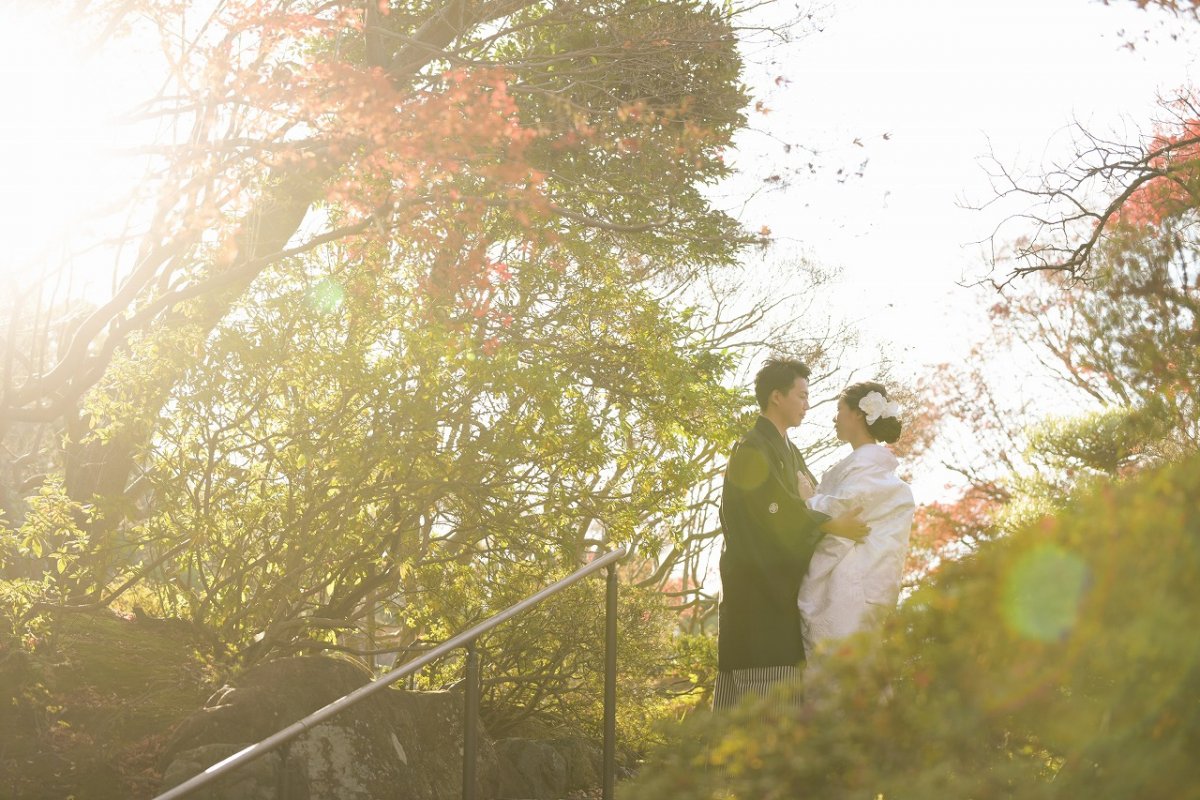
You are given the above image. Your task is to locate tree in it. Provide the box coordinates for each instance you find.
[1,0,754,603]
[936,223,1196,474]
[981,90,1200,280]
[1106,0,1200,20]
[907,161,1198,587]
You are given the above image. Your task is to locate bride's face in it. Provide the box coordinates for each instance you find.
[833,398,866,442]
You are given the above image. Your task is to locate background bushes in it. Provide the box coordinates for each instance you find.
[623,455,1200,799]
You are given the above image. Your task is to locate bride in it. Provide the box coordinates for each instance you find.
[796,381,915,659]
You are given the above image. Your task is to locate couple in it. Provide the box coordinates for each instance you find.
[713,357,915,709]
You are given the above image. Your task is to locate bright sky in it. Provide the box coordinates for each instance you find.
[0,8,156,281]
[728,0,1198,367]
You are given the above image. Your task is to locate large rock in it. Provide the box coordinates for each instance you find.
[161,744,292,800]
[492,736,606,799]
[381,689,500,799]
[547,736,603,793]
[494,738,567,800]
[160,656,498,799]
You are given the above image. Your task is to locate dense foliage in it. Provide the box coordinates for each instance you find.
[623,453,1200,799]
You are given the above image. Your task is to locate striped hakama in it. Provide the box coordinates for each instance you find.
[712,664,802,712]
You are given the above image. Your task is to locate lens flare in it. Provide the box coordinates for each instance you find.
[1002,544,1088,642]
[308,278,346,314]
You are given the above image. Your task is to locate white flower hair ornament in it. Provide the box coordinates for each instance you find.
[858,391,902,425]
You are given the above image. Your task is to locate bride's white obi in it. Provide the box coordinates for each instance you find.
[797,443,915,654]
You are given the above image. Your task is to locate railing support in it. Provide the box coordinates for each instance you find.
[151,547,626,800]
[462,641,481,800]
[602,562,618,800]
[276,740,291,799]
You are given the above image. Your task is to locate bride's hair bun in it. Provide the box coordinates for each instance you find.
[841,381,902,444]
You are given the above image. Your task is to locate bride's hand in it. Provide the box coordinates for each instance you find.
[796,471,815,500]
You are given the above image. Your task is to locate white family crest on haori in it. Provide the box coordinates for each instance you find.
[797,443,915,655]
[857,391,902,425]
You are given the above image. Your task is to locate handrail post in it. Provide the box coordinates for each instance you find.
[462,640,480,800]
[365,586,377,673]
[602,562,618,800]
[276,740,291,799]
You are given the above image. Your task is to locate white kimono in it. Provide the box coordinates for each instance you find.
[797,443,915,654]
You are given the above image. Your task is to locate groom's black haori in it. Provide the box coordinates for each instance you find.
[715,415,829,696]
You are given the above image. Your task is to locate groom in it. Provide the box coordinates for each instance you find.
[713,357,867,710]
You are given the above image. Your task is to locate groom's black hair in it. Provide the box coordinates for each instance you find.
[755,357,811,411]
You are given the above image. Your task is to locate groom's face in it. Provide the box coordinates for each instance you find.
[774,376,810,428]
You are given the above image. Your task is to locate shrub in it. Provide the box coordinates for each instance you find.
[622,455,1200,799]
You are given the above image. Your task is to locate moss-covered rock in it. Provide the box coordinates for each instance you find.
[0,610,214,799]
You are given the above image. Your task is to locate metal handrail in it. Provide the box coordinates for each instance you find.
[154,546,628,800]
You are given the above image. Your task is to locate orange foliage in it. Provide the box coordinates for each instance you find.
[906,486,1004,582]
[120,0,559,293]
[1116,95,1200,227]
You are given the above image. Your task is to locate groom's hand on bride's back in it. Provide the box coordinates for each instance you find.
[823,505,868,540]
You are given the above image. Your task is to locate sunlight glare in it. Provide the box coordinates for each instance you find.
[0,7,151,284]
